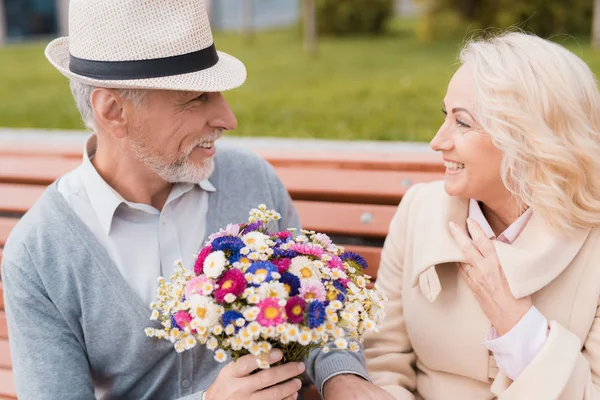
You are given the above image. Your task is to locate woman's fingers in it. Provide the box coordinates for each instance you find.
[449,221,484,266]
[466,218,499,262]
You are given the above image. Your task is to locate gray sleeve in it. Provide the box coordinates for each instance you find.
[306,345,371,397]
[2,253,96,399]
[176,391,204,400]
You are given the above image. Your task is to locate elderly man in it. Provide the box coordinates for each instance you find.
[1,0,395,399]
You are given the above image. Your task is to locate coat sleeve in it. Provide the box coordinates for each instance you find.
[363,184,421,400]
[492,299,600,399]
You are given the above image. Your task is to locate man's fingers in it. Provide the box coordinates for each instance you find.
[251,378,302,400]
[282,393,299,400]
[466,218,498,261]
[230,350,283,378]
[250,362,305,392]
[449,221,484,265]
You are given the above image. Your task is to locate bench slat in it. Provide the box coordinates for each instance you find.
[0,156,79,186]
[276,167,440,205]
[295,201,395,239]
[0,369,15,399]
[0,184,45,215]
[0,158,441,206]
[0,341,10,370]
[0,144,443,172]
[0,220,19,248]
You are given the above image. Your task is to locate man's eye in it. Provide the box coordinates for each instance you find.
[195,93,209,102]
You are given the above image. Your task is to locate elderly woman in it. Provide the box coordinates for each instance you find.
[364,31,600,399]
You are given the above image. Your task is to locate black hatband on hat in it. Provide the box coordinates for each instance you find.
[69,43,219,80]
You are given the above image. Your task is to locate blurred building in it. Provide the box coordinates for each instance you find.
[0,0,299,44]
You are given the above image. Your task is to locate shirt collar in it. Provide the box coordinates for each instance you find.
[468,199,533,244]
[80,134,216,235]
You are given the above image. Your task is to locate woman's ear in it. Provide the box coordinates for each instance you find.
[90,88,128,139]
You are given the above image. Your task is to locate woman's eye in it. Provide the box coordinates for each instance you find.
[441,108,447,116]
[456,118,471,129]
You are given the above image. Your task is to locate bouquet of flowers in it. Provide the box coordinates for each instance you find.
[145,205,385,368]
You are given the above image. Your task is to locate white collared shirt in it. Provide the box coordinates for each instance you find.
[57,135,215,306]
[469,200,548,381]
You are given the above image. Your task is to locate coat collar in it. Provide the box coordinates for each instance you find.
[410,182,591,303]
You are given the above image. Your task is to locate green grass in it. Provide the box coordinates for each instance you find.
[0,19,598,142]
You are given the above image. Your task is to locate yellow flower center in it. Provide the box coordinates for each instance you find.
[300,267,313,278]
[222,280,233,290]
[292,305,303,316]
[305,292,316,300]
[268,290,278,297]
[327,291,338,301]
[247,238,256,245]
[255,269,267,278]
[265,306,280,319]
[284,283,291,293]
[196,307,207,319]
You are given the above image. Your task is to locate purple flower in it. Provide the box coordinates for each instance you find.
[340,252,368,270]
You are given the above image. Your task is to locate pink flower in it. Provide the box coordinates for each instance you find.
[207,224,241,243]
[299,280,327,302]
[327,256,344,270]
[174,311,193,330]
[313,233,333,248]
[275,231,292,240]
[194,246,213,275]
[338,278,350,288]
[272,258,292,274]
[184,275,214,298]
[214,269,247,303]
[257,298,286,327]
[289,243,324,258]
[285,296,306,324]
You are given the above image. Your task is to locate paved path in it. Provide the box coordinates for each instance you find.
[0,128,434,153]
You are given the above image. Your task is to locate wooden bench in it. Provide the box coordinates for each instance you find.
[0,143,443,399]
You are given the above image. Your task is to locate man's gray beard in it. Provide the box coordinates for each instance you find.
[130,133,218,184]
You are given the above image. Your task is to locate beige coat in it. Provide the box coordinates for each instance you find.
[364,181,600,400]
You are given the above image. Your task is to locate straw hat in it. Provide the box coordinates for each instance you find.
[45,0,246,92]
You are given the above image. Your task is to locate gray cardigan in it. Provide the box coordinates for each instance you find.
[1,144,368,400]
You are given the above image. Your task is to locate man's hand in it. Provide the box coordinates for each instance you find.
[205,349,304,400]
[323,374,394,400]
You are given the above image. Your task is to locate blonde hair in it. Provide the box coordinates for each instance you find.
[460,31,600,232]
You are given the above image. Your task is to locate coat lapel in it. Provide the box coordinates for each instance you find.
[409,182,591,303]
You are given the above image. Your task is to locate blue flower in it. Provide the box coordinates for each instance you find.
[171,315,181,330]
[333,280,347,301]
[246,261,279,286]
[222,310,244,332]
[211,236,245,263]
[273,247,299,259]
[280,272,301,296]
[307,301,326,329]
[340,252,368,270]
[211,236,245,253]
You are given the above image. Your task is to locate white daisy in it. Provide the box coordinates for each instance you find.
[212,325,223,335]
[242,231,270,253]
[145,328,156,337]
[349,341,361,352]
[289,256,322,281]
[150,310,159,320]
[322,346,330,353]
[247,321,262,338]
[257,281,289,300]
[188,295,219,327]
[243,306,260,321]
[184,335,197,350]
[174,341,185,353]
[203,251,227,279]
[214,349,228,363]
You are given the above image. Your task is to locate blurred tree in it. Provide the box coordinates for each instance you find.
[242,0,254,43]
[417,0,593,40]
[315,0,395,36]
[593,0,600,49]
[304,0,318,57]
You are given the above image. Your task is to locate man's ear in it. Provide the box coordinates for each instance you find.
[90,88,129,138]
